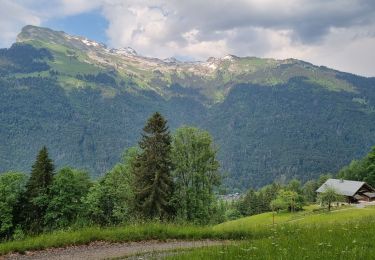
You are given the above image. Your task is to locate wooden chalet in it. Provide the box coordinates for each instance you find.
[316,179,375,203]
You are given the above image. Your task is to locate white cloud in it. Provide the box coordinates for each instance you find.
[297,26,375,76]
[1,0,375,76]
[96,0,375,76]
[0,1,41,47]
[58,0,103,16]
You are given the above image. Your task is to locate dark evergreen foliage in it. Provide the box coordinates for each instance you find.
[338,146,375,187]
[22,146,54,233]
[0,44,52,75]
[365,147,375,187]
[235,183,281,216]
[76,72,117,87]
[133,112,175,220]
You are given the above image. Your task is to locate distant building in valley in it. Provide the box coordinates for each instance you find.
[219,193,241,202]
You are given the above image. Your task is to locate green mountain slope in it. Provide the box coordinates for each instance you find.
[1,25,375,189]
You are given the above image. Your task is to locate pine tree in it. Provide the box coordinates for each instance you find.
[133,112,175,220]
[23,146,54,233]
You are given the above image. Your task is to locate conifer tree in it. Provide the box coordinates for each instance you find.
[23,146,54,233]
[133,112,175,220]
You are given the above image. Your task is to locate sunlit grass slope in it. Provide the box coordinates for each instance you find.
[169,217,375,260]
[171,205,375,260]
[1,205,375,256]
[214,205,375,233]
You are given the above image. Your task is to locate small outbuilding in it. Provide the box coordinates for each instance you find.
[316,179,375,203]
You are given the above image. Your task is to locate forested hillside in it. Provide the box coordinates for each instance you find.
[1,26,375,189]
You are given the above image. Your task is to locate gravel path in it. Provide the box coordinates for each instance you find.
[3,240,227,260]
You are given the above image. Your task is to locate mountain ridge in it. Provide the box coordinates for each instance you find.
[1,25,375,190]
[16,25,359,103]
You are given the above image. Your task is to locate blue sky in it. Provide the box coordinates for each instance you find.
[1,0,375,76]
[44,10,108,44]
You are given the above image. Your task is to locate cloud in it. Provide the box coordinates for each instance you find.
[0,1,41,47]
[58,0,103,16]
[93,0,375,76]
[1,0,375,76]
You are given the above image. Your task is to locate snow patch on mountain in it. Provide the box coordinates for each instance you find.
[110,47,138,56]
[163,57,180,64]
[81,39,100,47]
[222,54,237,61]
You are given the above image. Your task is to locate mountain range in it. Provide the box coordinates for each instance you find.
[1,25,375,190]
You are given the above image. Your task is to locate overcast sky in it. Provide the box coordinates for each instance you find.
[1,0,375,76]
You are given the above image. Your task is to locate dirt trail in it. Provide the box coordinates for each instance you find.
[3,240,228,260]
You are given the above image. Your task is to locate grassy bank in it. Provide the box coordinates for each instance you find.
[0,223,262,256]
[214,205,375,232]
[168,216,375,259]
[1,205,375,256]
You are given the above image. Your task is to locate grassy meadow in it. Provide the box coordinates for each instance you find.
[170,205,375,259]
[1,205,375,258]
[0,223,256,255]
[169,218,375,260]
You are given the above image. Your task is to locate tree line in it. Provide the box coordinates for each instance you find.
[337,146,375,187]
[2,110,375,240]
[233,146,375,219]
[0,112,222,240]
[229,175,331,220]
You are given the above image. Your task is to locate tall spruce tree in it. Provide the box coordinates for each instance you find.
[134,112,175,220]
[23,146,54,233]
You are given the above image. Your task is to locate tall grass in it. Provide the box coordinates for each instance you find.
[0,223,264,256]
[2,206,375,257]
[168,217,375,259]
[214,205,375,232]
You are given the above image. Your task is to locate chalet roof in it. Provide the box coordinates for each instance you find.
[316,179,368,197]
[364,192,375,198]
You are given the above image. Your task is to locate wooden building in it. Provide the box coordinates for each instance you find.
[316,179,375,203]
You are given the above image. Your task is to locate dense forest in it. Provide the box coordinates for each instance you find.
[1,40,375,190]
[0,113,223,239]
[2,111,375,241]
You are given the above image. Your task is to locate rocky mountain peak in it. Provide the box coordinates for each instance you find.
[163,57,180,64]
[17,25,107,51]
